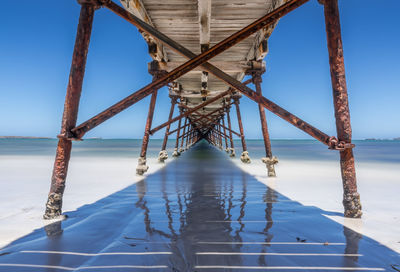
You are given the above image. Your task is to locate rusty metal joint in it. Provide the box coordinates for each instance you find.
[327,136,355,151]
[57,131,82,141]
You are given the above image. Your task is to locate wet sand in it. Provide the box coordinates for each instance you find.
[0,141,399,271]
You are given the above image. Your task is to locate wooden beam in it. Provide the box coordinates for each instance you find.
[198,0,211,49]
[72,0,308,139]
[104,0,337,147]
[160,61,251,73]
[120,0,167,62]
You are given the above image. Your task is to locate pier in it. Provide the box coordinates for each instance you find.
[44,0,361,219]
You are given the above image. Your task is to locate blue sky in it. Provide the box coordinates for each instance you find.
[0,0,399,139]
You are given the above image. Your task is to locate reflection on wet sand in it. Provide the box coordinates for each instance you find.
[0,141,399,271]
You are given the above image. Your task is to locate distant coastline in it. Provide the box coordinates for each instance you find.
[0,136,53,139]
[365,137,400,141]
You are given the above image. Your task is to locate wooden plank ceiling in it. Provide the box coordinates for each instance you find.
[120,0,286,132]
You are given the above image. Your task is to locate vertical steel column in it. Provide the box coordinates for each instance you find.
[253,72,278,177]
[185,124,191,150]
[188,128,192,147]
[226,104,235,157]
[172,106,183,157]
[234,98,251,163]
[158,97,177,162]
[218,122,223,149]
[322,0,361,218]
[44,3,96,219]
[180,117,188,153]
[136,83,159,175]
[221,114,229,152]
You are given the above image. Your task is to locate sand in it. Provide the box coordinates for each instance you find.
[0,146,399,256]
[233,157,400,253]
[0,155,167,249]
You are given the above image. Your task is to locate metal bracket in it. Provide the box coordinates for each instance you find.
[57,131,82,141]
[328,136,355,151]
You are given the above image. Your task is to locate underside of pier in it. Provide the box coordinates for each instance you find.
[44,0,362,223]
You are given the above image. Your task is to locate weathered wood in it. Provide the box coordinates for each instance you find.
[102,0,339,148]
[72,0,309,140]
[120,0,168,62]
[322,0,361,218]
[44,3,95,219]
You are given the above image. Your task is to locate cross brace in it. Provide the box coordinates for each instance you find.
[70,0,309,140]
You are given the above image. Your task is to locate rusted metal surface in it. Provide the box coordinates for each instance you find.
[322,0,361,218]
[173,107,183,153]
[252,71,272,158]
[192,111,240,138]
[161,97,177,151]
[140,89,158,158]
[70,0,308,138]
[221,114,229,151]
[149,90,231,135]
[103,1,341,148]
[44,3,95,219]
[226,104,235,154]
[252,69,277,177]
[234,98,247,152]
[180,117,188,149]
[217,123,223,148]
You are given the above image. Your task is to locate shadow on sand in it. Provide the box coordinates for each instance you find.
[0,141,399,271]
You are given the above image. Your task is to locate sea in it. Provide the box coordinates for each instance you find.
[0,138,399,164]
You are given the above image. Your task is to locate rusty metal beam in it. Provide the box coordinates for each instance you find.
[252,70,277,176]
[161,97,177,151]
[194,113,240,138]
[168,121,190,136]
[68,0,309,138]
[180,117,188,149]
[139,90,158,158]
[221,113,228,150]
[322,0,361,218]
[174,107,183,151]
[136,87,158,175]
[44,3,95,219]
[178,127,195,140]
[101,0,339,148]
[226,104,235,152]
[149,90,231,135]
[234,98,247,152]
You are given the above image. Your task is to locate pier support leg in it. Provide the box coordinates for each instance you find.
[221,114,229,153]
[217,123,223,150]
[179,117,188,153]
[226,104,235,157]
[172,106,183,157]
[137,70,161,175]
[253,70,278,177]
[44,3,95,219]
[158,97,177,162]
[234,98,251,163]
[322,0,361,218]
